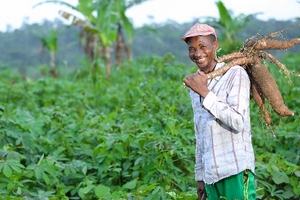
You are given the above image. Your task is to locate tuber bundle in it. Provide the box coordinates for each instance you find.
[206,25,300,130]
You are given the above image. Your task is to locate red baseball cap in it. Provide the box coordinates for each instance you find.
[181,23,217,41]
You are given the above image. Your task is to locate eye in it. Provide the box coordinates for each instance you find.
[200,45,207,50]
[189,47,195,53]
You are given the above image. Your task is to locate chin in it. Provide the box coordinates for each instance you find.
[197,65,209,73]
[197,64,206,69]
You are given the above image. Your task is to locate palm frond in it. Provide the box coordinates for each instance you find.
[32,0,78,10]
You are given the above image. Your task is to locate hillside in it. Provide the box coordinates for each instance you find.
[0,17,299,78]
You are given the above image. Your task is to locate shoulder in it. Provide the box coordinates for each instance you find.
[228,64,246,72]
[216,62,246,73]
[218,63,250,86]
[227,64,248,78]
[215,62,249,82]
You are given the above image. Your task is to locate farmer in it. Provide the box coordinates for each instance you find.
[182,23,256,200]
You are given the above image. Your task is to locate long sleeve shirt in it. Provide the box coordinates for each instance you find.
[189,62,255,184]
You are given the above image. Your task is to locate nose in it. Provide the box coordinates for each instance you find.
[194,49,202,58]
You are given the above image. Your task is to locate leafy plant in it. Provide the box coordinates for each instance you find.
[0,52,299,199]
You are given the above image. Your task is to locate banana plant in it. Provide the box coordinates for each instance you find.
[207,0,257,54]
[39,28,59,77]
[33,0,149,76]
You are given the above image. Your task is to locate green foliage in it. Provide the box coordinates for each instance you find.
[35,0,135,46]
[250,54,300,200]
[0,52,300,199]
[39,28,58,53]
[1,17,300,78]
[210,0,254,55]
[0,54,197,199]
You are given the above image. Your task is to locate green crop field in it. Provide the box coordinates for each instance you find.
[0,53,299,199]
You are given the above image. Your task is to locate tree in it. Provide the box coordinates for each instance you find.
[34,0,149,77]
[39,28,59,77]
[207,0,258,55]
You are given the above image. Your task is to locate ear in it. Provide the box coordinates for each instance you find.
[213,40,219,52]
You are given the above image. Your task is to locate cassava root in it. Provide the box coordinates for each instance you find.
[207,57,252,79]
[250,82,272,125]
[203,26,300,127]
[245,38,300,50]
[248,58,294,117]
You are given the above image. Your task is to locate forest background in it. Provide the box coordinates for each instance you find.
[0,0,300,199]
[1,16,300,78]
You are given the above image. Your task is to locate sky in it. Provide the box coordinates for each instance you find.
[0,0,300,32]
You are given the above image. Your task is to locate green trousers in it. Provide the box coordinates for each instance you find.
[205,170,256,200]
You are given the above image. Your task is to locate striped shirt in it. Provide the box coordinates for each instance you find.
[188,62,255,184]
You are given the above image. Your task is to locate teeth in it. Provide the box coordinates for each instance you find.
[193,56,206,63]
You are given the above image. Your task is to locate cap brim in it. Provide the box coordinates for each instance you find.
[181,32,213,41]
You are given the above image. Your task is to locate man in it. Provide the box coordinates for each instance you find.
[182,23,256,200]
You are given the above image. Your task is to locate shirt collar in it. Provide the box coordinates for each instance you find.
[212,62,226,81]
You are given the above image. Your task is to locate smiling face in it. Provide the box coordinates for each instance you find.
[187,35,218,73]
